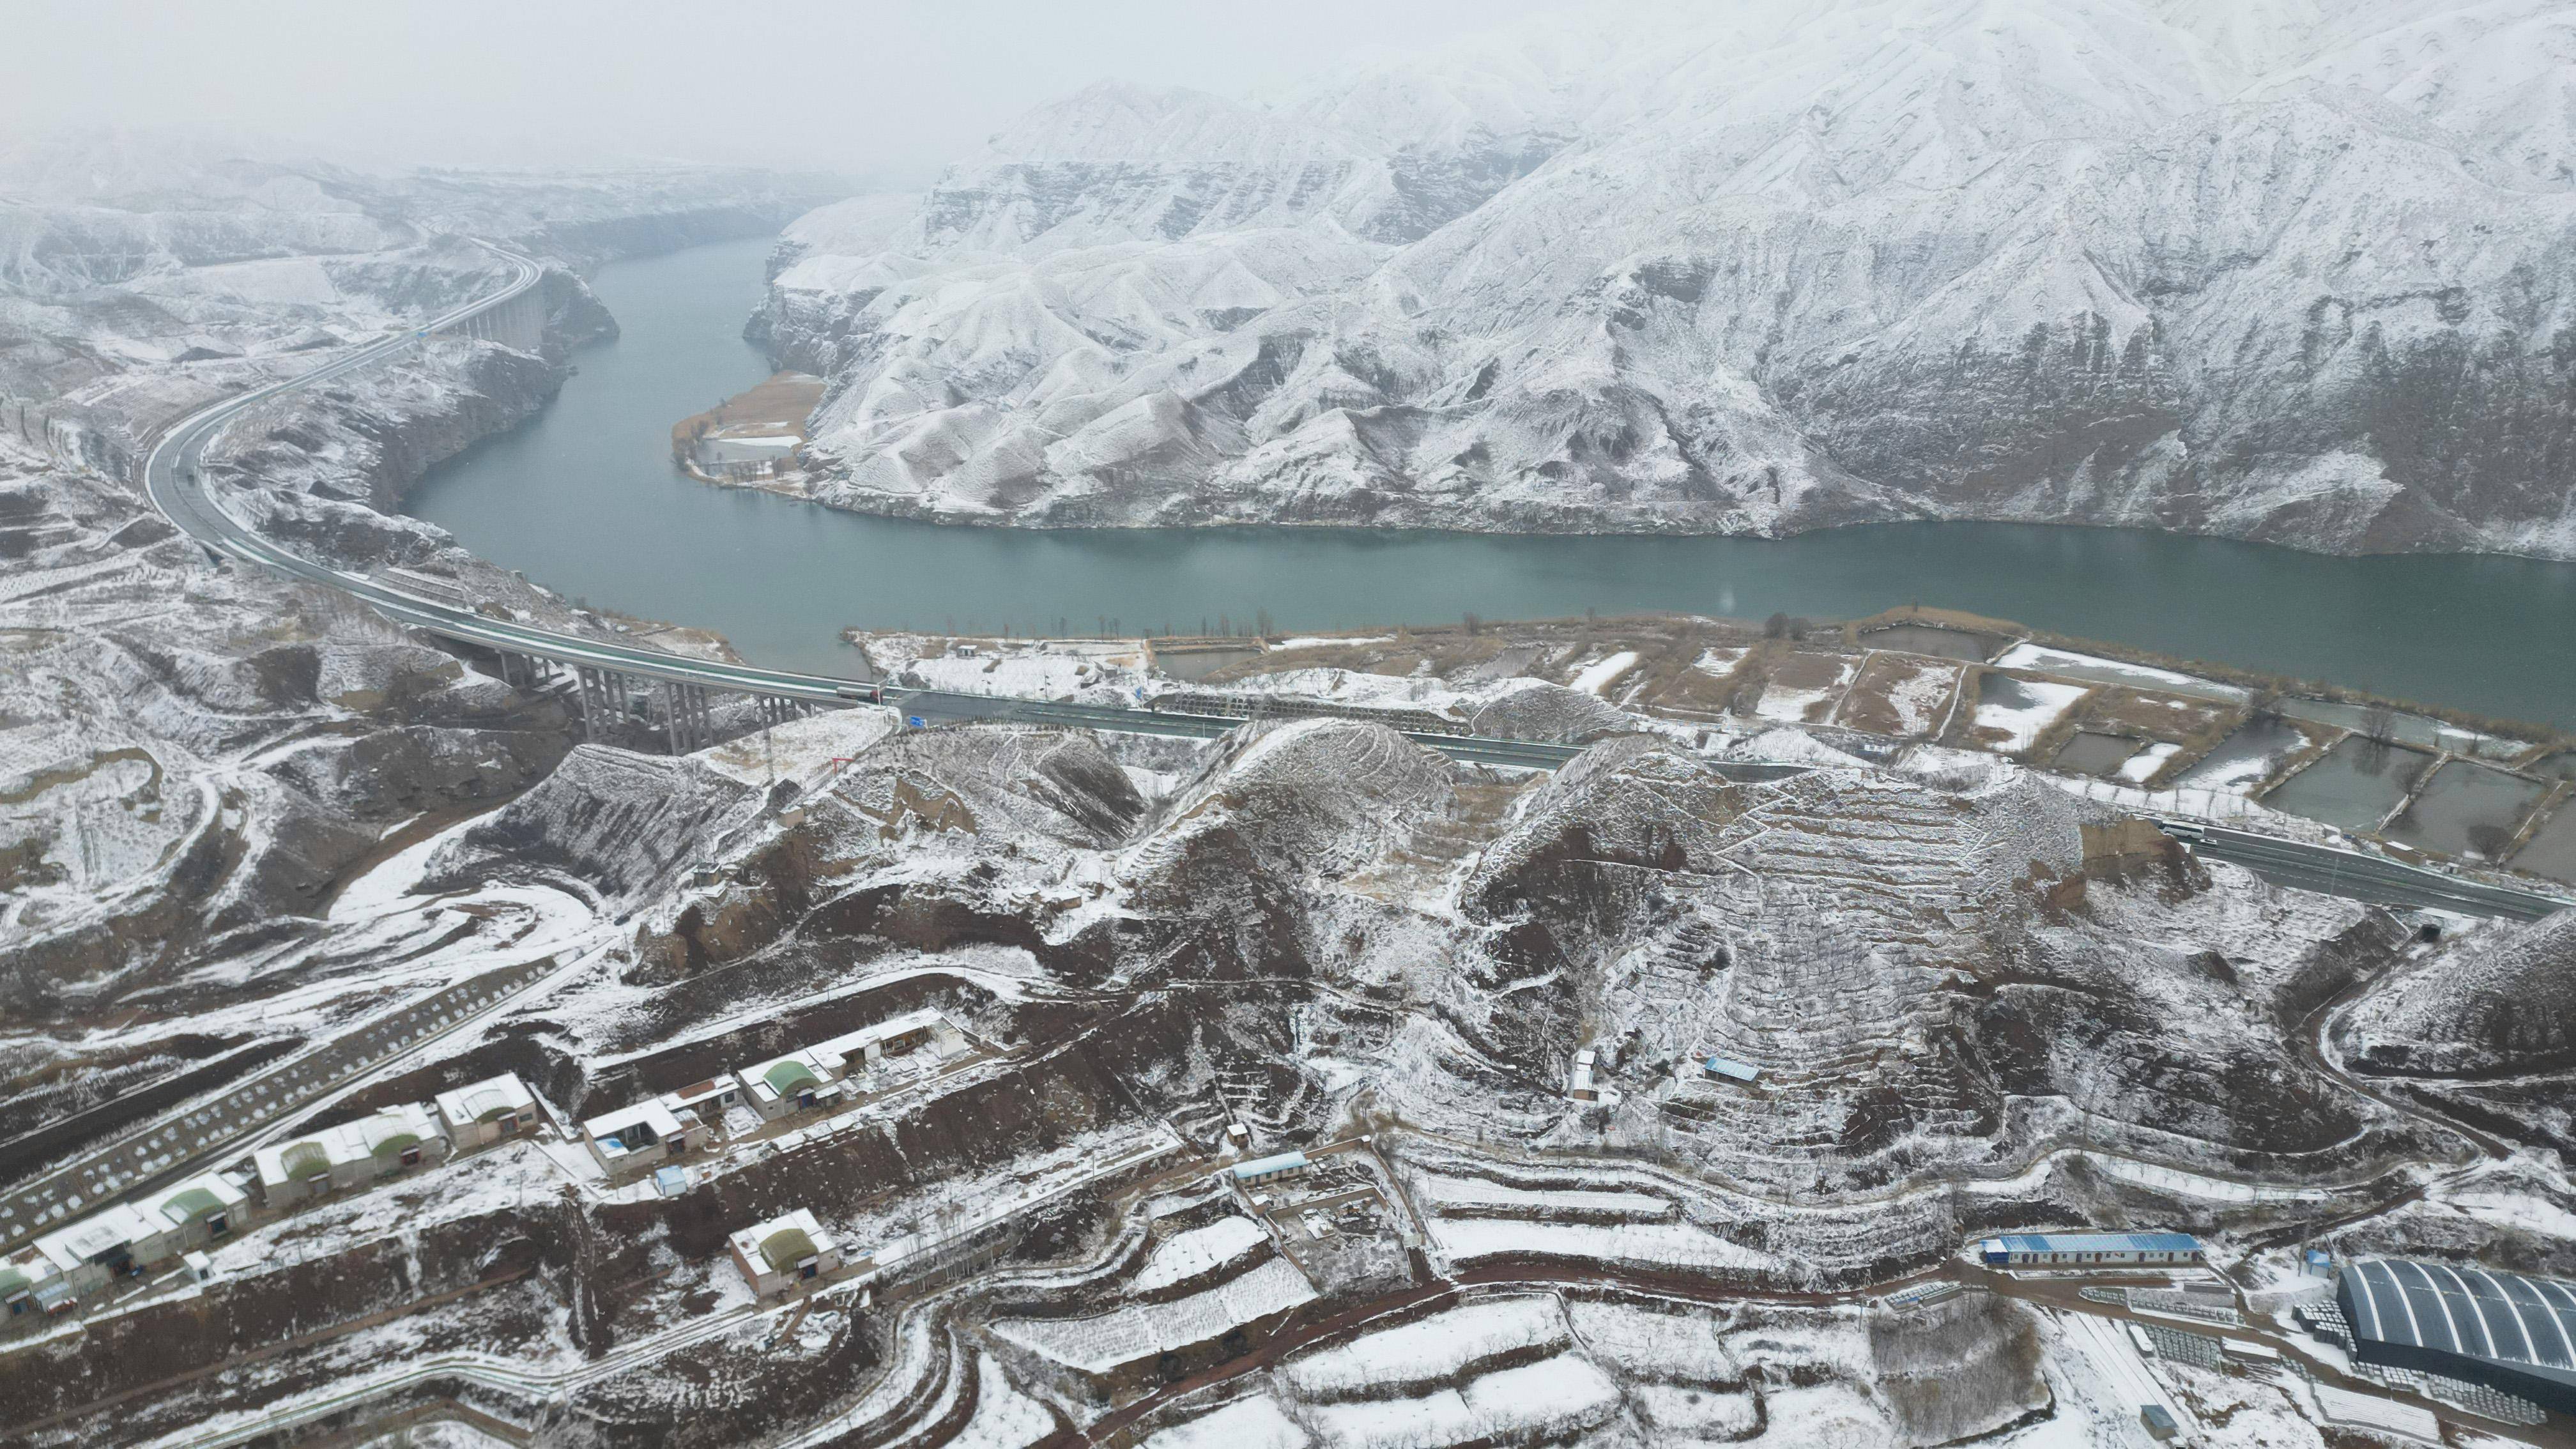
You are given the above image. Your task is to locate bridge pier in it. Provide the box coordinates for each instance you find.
[564,668,818,755]
[656,680,720,755]
[432,283,544,353]
[574,666,604,742]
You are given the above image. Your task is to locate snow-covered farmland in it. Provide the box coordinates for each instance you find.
[1972,676,2090,751]
[1282,1296,1567,1399]
[1995,644,2248,703]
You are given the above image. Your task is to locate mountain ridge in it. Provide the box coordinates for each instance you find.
[754,0,2576,556]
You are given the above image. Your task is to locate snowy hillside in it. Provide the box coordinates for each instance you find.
[760,0,2576,556]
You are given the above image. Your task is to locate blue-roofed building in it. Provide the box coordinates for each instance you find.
[2335,1257,2576,1415]
[1980,1232,2204,1268]
[1701,1056,1761,1084]
[1223,1151,1310,1187]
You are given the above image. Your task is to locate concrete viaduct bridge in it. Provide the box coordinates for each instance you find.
[133,240,2575,921]
[135,242,1604,767]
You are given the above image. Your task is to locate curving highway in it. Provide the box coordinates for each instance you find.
[132,245,1639,772]
[2156,820,2570,923]
[135,239,2573,921]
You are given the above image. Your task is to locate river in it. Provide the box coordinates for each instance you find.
[404,238,2576,729]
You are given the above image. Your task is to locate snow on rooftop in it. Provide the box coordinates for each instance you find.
[1225,1150,1310,1180]
[434,1072,537,1125]
[732,1208,832,1268]
[1993,1232,2200,1253]
[37,1203,161,1267]
[583,1098,684,1143]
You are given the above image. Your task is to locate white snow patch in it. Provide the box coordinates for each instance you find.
[1132,1215,1268,1293]
[1995,644,2248,703]
[1283,1295,1567,1398]
[1414,1173,1673,1221]
[325,811,491,924]
[1303,1353,1618,1448]
[700,707,900,788]
[1144,1395,1311,1449]
[1972,678,2090,751]
[951,1354,1057,1449]
[1427,1218,1773,1275]
[1570,651,1638,696]
[991,1255,1316,1374]
[2117,741,2184,784]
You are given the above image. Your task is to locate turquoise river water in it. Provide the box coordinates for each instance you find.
[404,237,2576,728]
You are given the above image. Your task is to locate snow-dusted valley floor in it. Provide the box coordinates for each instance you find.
[4,123,2575,1449]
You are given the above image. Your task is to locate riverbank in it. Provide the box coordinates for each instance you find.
[402,239,2576,729]
[669,370,823,485]
[845,605,2576,889]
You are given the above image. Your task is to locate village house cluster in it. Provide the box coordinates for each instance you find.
[1,1009,984,1325]
[1,1073,544,1322]
[578,1009,969,1178]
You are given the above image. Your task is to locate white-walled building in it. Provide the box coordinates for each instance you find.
[728,1209,840,1296]
[32,1202,168,1300]
[581,1099,709,1174]
[740,1050,840,1120]
[435,1073,545,1149]
[1979,1232,2204,1268]
[142,1172,252,1254]
[256,1103,449,1204]
[4,1176,248,1320]
[1569,1048,1600,1101]
[739,1011,969,1121]
[656,1076,749,1138]
[0,1248,70,1319]
[1223,1151,1310,1188]
[804,1009,969,1082]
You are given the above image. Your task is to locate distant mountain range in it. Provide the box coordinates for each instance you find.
[757,0,2576,556]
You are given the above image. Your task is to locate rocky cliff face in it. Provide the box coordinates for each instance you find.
[758,0,2576,557]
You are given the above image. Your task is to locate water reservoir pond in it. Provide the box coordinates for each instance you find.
[2384,762,2552,859]
[404,237,2576,729]
[2261,739,2436,833]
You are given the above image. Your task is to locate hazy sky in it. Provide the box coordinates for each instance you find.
[7,0,1567,181]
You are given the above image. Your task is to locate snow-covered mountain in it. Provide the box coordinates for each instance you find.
[759,0,2576,556]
